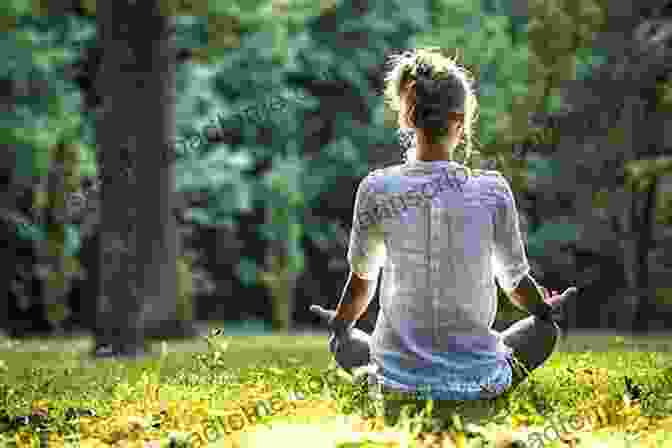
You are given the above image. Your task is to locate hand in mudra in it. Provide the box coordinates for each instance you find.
[309,304,371,372]
[540,286,577,322]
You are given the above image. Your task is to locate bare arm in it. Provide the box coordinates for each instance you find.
[330,271,378,332]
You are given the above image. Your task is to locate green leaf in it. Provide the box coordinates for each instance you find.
[183,208,213,226]
[526,156,560,182]
[14,220,43,242]
[527,222,581,257]
[1,0,32,16]
[64,224,80,256]
[236,256,259,287]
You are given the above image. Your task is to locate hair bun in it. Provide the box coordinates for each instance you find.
[414,68,465,128]
[416,62,433,79]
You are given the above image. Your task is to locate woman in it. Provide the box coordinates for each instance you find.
[310,48,578,426]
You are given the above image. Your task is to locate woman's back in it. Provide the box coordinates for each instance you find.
[347,158,530,399]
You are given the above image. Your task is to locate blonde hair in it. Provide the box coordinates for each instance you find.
[383,48,480,166]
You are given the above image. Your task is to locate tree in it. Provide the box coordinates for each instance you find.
[91,0,181,357]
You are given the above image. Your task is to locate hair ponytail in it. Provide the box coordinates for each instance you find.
[383,48,480,166]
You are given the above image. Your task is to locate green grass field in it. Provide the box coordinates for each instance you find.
[0,325,671,447]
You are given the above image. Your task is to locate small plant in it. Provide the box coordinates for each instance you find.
[193,329,230,371]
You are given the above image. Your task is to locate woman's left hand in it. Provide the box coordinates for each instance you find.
[540,287,558,301]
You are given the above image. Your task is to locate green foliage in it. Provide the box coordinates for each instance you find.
[574,46,608,80]
[472,0,609,188]
[189,0,430,294]
[13,220,81,257]
[625,157,672,192]
[526,222,581,257]
[0,0,32,18]
[654,288,672,307]
[657,191,672,226]
[0,1,552,283]
[235,257,258,288]
[175,146,255,222]
[0,15,97,181]
[526,155,561,178]
[6,0,647,333]
[514,0,672,329]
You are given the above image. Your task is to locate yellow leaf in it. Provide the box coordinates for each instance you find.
[79,417,94,437]
[449,430,466,448]
[127,415,145,432]
[14,431,33,448]
[192,423,209,446]
[511,414,528,429]
[79,438,105,448]
[596,405,609,426]
[441,433,457,447]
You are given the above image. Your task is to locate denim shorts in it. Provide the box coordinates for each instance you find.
[378,353,530,427]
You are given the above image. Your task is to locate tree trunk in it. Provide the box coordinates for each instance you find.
[616,97,658,333]
[632,176,658,332]
[93,0,178,357]
[131,9,182,341]
[607,98,636,332]
[262,206,298,333]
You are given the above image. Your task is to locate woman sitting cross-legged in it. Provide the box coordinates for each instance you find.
[310,48,578,428]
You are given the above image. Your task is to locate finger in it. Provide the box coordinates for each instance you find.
[562,287,578,297]
[309,304,335,322]
[541,286,550,300]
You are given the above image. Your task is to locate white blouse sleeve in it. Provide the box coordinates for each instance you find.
[491,172,531,295]
[346,174,387,280]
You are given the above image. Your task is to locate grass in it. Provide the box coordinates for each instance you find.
[0,325,671,447]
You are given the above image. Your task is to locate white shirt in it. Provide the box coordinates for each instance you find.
[346,159,531,399]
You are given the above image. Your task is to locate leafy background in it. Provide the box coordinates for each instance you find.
[0,0,670,338]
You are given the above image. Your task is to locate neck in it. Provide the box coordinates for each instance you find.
[416,149,452,162]
[415,131,456,162]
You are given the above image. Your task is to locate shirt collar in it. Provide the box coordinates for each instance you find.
[405,159,465,169]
